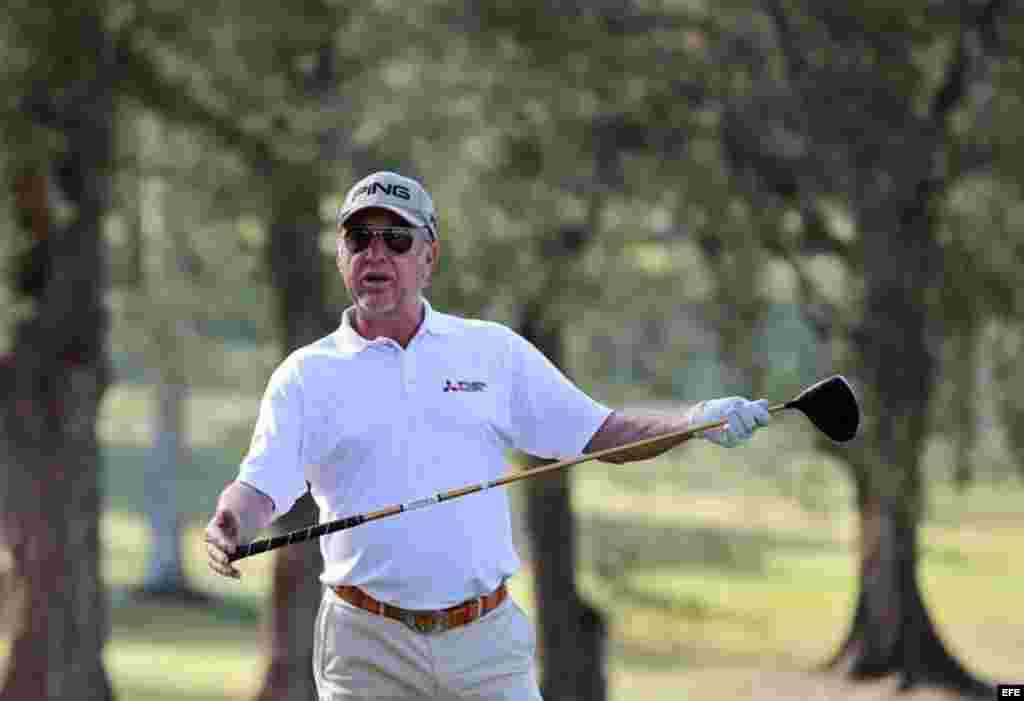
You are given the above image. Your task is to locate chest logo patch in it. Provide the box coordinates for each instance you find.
[443,379,488,393]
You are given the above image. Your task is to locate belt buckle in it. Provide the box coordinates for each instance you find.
[404,612,441,634]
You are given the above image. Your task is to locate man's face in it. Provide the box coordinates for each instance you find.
[337,208,439,320]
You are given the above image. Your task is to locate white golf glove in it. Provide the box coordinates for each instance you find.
[690,397,770,448]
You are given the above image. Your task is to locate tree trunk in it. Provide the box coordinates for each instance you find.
[718,4,1006,694]
[254,493,321,701]
[522,469,608,701]
[708,212,769,396]
[134,116,207,601]
[141,378,188,593]
[830,195,993,697]
[519,304,608,701]
[136,375,207,602]
[828,493,990,698]
[254,162,334,701]
[0,15,114,698]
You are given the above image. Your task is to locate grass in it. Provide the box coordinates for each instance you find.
[100,512,274,701]
[2,382,1022,700]
[564,462,1024,698]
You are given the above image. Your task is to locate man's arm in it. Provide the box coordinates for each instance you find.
[584,397,771,463]
[204,480,275,579]
[583,407,702,464]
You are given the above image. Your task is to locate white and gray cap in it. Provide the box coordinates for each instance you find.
[337,171,439,240]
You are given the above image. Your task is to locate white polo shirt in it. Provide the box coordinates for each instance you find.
[237,299,612,609]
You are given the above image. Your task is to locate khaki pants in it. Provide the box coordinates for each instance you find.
[314,587,544,700]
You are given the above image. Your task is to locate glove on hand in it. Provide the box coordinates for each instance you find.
[691,397,770,448]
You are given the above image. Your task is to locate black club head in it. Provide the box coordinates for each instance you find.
[786,375,860,442]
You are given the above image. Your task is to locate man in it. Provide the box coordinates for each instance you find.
[204,171,770,700]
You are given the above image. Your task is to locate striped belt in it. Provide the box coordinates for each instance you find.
[330,583,508,634]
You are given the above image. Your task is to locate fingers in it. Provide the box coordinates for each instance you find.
[730,407,756,435]
[206,541,242,579]
[715,425,739,448]
[752,399,771,427]
[204,524,242,580]
[695,397,735,446]
[699,397,770,448]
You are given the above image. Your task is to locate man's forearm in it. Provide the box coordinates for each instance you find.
[584,406,702,464]
[217,480,276,539]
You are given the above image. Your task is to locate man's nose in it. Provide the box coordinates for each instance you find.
[365,233,390,259]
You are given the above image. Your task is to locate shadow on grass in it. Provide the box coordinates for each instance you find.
[109,685,230,701]
[571,510,986,583]
[609,637,793,673]
[109,585,263,635]
[577,512,841,579]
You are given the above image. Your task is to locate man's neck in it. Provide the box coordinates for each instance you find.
[352,301,425,349]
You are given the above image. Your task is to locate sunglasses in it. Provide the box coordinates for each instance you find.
[341,225,427,255]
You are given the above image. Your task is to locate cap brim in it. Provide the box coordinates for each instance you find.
[338,204,432,237]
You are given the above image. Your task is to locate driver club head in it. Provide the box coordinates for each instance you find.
[786,375,860,442]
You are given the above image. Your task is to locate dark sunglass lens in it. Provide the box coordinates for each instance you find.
[343,227,418,255]
[382,231,414,254]
[344,228,373,253]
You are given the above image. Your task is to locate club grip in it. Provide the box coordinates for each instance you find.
[228,514,367,562]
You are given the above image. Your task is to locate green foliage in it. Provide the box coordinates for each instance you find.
[1,0,1021,527]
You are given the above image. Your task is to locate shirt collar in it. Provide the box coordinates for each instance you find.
[334,297,453,353]
[419,298,456,336]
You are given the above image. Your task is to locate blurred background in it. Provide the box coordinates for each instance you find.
[0,1,1022,700]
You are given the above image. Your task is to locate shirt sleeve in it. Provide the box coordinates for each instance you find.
[504,329,612,459]
[236,356,308,520]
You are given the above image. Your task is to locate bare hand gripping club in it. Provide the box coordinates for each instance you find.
[229,375,859,562]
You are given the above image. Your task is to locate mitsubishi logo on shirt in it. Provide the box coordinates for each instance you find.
[443,379,487,393]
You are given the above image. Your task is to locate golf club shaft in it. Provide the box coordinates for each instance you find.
[229,403,787,562]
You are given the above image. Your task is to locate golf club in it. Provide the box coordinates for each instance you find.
[229,374,859,562]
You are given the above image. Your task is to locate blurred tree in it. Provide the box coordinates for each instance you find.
[253,41,340,701]
[993,321,1024,477]
[708,0,1022,694]
[693,197,774,396]
[230,8,432,699]
[362,4,721,697]
[252,184,327,701]
[0,7,116,699]
[127,112,210,603]
[517,221,609,701]
[103,4,410,697]
[1,2,356,697]
[118,8,343,698]
[251,166,328,700]
[380,1,1022,697]
[940,175,1023,481]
